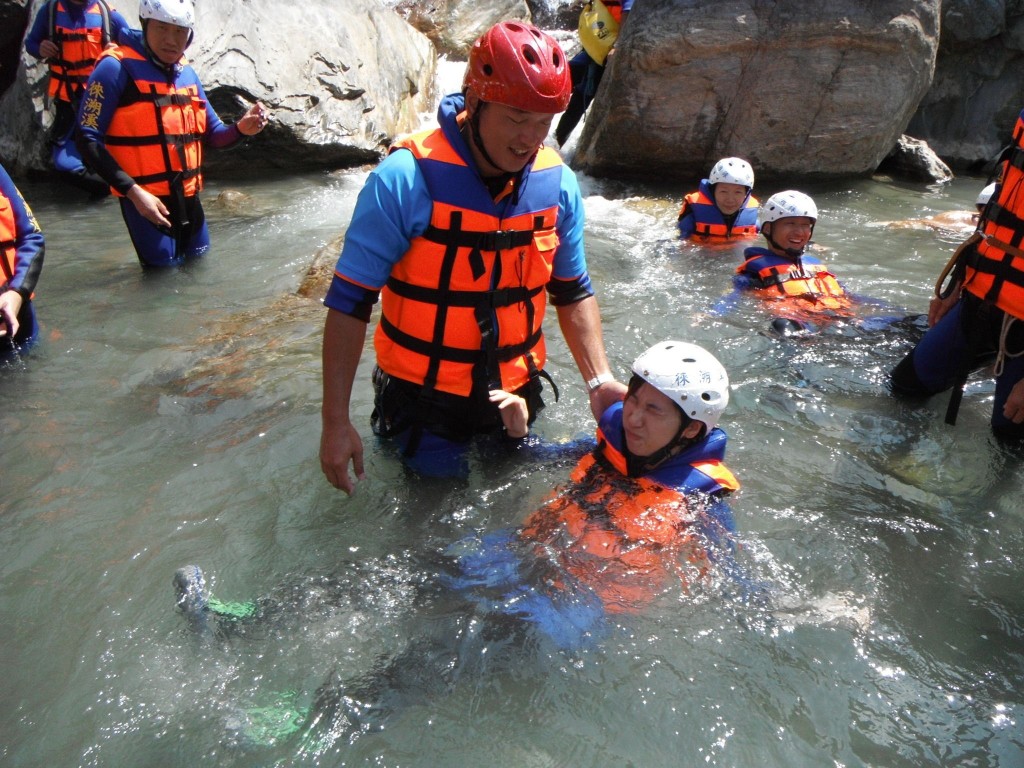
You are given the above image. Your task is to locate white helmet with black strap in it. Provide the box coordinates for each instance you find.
[758,190,817,227]
[631,340,730,431]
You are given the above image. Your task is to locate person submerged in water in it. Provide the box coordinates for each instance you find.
[677,157,760,243]
[871,182,997,237]
[173,341,745,746]
[712,190,918,337]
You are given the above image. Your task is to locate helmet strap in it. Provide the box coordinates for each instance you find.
[622,376,704,476]
[465,99,534,198]
[468,101,504,176]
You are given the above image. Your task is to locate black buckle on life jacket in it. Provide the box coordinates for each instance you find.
[421,225,535,252]
[383,279,540,308]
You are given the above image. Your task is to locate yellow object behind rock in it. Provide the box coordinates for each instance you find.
[579,0,619,65]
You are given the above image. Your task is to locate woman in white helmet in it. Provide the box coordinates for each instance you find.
[76,0,269,267]
[677,157,760,243]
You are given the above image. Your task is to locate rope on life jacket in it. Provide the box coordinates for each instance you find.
[934,232,981,299]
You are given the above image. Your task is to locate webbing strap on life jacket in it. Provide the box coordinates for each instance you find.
[421,220,537,282]
[384,277,542,309]
[389,210,551,455]
[754,261,815,295]
[376,316,543,368]
[967,234,1024,306]
[400,209,463,456]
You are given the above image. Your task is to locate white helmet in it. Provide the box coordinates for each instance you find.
[631,341,730,431]
[977,182,997,207]
[140,0,194,29]
[709,157,755,189]
[759,190,818,227]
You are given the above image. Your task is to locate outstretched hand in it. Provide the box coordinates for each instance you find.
[237,102,269,136]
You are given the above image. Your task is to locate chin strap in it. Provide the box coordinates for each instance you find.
[624,418,702,478]
[468,103,503,175]
[764,222,813,261]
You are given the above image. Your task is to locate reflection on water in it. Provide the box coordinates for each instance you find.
[1,169,1022,767]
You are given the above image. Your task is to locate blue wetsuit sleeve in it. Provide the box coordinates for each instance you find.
[709,274,751,316]
[23,2,53,59]
[677,210,695,239]
[0,167,45,297]
[494,433,594,464]
[324,149,432,316]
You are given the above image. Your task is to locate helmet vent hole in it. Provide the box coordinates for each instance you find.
[521,46,539,66]
[482,64,494,77]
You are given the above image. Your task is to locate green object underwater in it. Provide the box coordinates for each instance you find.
[208,595,258,620]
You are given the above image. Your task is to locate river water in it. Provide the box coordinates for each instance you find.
[3,81,1023,768]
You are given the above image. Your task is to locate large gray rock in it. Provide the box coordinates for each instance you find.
[906,0,1024,171]
[393,0,530,59]
[572,0,940,183]
[877,133,953,183]
[0,0,436,176]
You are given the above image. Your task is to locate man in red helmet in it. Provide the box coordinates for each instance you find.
[319,21,626,493]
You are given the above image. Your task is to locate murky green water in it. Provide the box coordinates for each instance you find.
[2,154,1021,767]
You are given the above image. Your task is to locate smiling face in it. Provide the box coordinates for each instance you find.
[145,19,190,65]
[622,381,702,458]
[765,216,813,255]
[713,182,748,216]
[465,93,554,175]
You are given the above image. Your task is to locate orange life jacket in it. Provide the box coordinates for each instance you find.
[0,192,16,288]
[603,0,626,23]
[46,0,111,103]
[521,455,708,614]
[738,248,852,313]
[519,409,738,614]
[680,186,759,241]
[374,125,563,397]
[965,109,1024,320]
[96,45,206,198]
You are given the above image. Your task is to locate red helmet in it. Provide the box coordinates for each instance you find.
[464,21,571,114]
